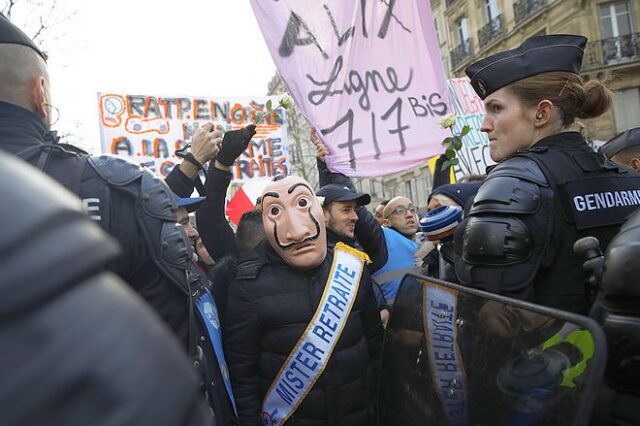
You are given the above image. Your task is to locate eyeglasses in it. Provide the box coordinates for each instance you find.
[388,205,417,217]
[43,102,60,126]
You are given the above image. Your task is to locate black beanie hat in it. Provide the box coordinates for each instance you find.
[429,182,483,208]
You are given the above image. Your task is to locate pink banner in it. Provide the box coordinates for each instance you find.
[250,0,451,177]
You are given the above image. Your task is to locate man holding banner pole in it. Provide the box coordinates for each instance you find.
[224,175,383,426]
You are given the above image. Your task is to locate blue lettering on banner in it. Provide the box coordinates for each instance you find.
[196,291,237,414]
[424,286,468,426]
[263,246,365,426]
[331,285,350,301]
[336,263,356,279]
[276,381,296,406]
[275,342,328,407]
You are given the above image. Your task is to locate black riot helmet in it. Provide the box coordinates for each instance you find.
[601,209,640,315]
[599,209,640,401]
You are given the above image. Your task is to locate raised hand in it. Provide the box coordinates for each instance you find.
[310,128,329,162]
[191,122,223,165]
[216,124,257,167]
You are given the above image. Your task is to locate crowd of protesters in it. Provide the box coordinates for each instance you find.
[2,10,640,426]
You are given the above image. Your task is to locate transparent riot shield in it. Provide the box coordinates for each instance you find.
[379,273,607,426]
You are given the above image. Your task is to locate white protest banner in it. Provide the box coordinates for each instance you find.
[97,93,289,182]
[250,1,451,177]
[446,78,494,179]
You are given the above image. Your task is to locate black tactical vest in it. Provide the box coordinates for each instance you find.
[17,143,191,295]
[513,133,640,313]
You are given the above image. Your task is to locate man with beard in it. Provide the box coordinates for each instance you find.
[224,175,383,426]
[316,183,371,250]
[311,131,422,317]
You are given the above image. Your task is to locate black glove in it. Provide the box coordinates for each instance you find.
[216,124,257,166]
[432,153,451,189]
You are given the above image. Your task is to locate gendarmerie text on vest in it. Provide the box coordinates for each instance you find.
[573,190,640,212]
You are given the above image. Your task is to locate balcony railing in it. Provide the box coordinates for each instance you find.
[451,38,474,70]
[583,33,640,69]
[513,0,546,25]
[478,15,504,48]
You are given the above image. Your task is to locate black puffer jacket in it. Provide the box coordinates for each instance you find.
[224,240,383,426]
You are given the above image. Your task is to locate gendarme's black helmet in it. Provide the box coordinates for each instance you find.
[601,209,640,315]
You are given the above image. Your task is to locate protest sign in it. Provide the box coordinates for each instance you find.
[446,78,493,180]
[250,1,451,177]
[98,93,289,182]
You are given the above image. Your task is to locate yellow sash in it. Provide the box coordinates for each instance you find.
[261,243,369,426]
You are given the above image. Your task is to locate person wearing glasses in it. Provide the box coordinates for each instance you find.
[370,197,421,312]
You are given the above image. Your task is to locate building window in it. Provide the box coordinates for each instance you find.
[404,180,414,202]
[486,0,500,21]
[599,1,632,39]
[598,1,637,63]
[434,17,442,45]
[457,17,469,45]
[452,16,473,69]
[613,87,640,133]
[373,179,385,199]
[479,0,503,48]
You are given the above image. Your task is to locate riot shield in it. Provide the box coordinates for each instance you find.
[379,273,607,426]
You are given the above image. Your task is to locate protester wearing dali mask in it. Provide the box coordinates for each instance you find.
[223,175,383,426]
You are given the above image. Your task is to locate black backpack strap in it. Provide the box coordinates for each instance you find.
[16,143,91,195]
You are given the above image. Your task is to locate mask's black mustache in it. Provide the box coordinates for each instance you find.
[274,208,322,250]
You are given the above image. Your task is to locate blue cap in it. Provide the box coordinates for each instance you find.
[175,195,206,213]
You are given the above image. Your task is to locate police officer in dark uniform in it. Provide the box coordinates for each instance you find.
[455,34,640,315]
[601,127,640,172]
[172,193,239,425]
[0,152,210,425]
[593,208,640,425]
[0,13,195,335]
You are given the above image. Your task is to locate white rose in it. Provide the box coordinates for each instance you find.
[439,114,456,129]
[278,96,293,110]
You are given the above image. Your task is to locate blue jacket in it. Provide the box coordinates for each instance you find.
[371,227,418,307]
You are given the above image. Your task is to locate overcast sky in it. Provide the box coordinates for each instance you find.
[13,0,276,153]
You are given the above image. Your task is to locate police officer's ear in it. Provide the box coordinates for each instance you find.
[630,157,640,173]
[533,100,556,128]
[31,76,48,122]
